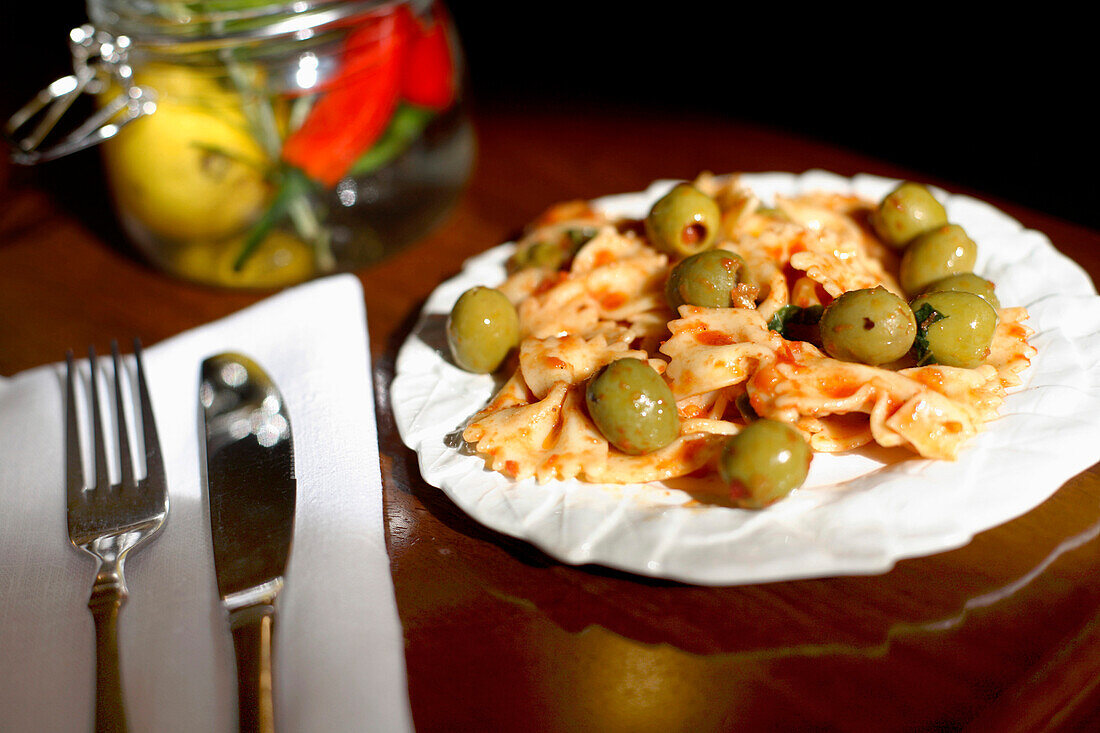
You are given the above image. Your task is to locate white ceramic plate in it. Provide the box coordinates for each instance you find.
[391,170,1100,586]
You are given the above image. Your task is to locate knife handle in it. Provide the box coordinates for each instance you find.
[228,604,276,733]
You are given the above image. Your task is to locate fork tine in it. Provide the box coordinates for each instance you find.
[133,338,165,489]
[110,340,136,490]
[87,346,110,493]
[65,350,86,504]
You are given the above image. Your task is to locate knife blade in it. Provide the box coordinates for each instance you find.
[200,352,296,733]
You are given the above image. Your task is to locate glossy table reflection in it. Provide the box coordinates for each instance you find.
[2,104,1099,732]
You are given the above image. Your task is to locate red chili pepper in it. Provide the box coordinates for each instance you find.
[282,7,411,187]
[401,4,457,111]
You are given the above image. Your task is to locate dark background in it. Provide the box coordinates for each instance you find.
[3,2,1095,230]
[445,2,1096,229]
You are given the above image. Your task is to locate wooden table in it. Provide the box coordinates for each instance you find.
[3,104,1099,732]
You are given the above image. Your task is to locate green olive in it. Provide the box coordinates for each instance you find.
[507,226,598,272]
[919,272,1000,310]
[508,239,570,272]
[585,358,680,455]
[718,419,811,509]
[872,181,949,249]
[819,286,917,365]
[910,290,998,368]
[665,249,745,310]
[899,224,978,295]
[446,286,521,374]
[645,183,722,257]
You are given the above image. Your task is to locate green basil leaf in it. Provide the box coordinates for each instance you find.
[912,303,946,366]
[767,304,824,340]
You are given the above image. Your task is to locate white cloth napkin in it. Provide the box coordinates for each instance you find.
[0,275,413,732]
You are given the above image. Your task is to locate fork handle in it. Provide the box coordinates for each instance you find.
[89,575,128,733]
[229,604,277,733]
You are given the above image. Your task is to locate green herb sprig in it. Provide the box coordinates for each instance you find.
[768,304,824,343]
[912,303,946,366]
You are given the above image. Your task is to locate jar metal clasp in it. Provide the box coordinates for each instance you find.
[4,24,157,165]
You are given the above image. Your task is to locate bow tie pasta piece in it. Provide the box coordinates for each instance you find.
[748,341,1005,459]
[900,365,1006,424]
[987,307,1038,389]
[517,277,603,340]
[776,192,894,259]
[518,333,655,400]
[723,219,807,285]
[597,432,729,484]
[569,226,666,275]
[660,306,782,399]
[774,194,903,299]
[517,226,670,341]
[463,382,608,483]
[790,247,902,300]
[463,372,729,484]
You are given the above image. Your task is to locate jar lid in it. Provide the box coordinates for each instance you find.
[6,0,436,163]
[90,0,428,52]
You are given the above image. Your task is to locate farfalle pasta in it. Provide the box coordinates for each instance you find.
[452,173,1036,503]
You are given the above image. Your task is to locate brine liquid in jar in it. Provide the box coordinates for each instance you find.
[92,0,474,289]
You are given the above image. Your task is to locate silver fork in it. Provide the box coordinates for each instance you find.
[66,339,168,733]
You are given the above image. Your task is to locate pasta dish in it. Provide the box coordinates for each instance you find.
[446,174,1036,507]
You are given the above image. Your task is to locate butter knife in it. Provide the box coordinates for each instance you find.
[200,353,296,733]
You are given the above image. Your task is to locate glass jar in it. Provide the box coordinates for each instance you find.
[16,0,474,289]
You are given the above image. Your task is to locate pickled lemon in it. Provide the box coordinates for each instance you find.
[101,64,272,242]
[171,229,315,289]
